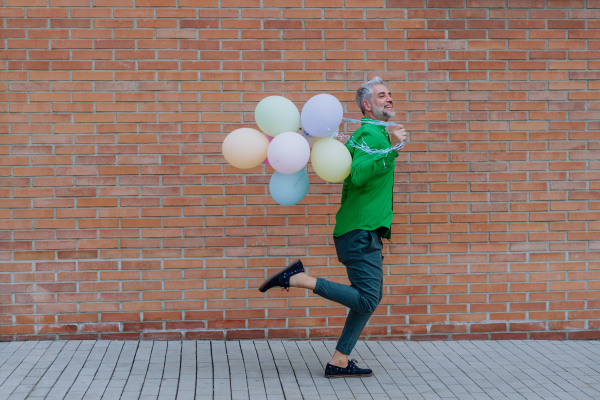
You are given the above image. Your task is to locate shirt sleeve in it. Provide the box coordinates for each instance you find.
[349,131,399,188]
[340,179,349,205]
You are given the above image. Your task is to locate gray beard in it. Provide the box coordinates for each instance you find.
[372,103,395,120]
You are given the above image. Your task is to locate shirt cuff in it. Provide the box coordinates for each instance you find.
[372,150,398,173]
[374,150,398,162]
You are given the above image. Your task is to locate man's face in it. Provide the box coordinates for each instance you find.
[368,84,394,119]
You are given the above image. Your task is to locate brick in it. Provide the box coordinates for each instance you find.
[0,2,596,342]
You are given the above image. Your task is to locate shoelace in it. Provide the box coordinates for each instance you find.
[349,359,368,373]
[327,359,363,372]
[278,270,296,292]
[278,276,290,292]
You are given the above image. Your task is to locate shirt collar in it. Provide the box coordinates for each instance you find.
[361,117,386,131]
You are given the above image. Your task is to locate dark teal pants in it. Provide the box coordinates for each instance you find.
[313,229,384,355]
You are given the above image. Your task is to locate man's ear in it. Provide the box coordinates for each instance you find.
[363,100,372,112]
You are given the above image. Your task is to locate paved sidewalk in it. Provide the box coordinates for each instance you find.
[0,340,599,400]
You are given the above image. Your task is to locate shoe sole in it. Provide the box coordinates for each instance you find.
[325,372,374,379]
[258,259,302,293]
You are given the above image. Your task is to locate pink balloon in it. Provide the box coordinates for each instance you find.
[267,131,310,174]
[262,133,273,166]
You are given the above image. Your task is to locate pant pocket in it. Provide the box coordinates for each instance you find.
[334,230,368,265]
[363,230,383,255]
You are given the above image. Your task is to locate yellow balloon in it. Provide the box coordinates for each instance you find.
[310,137,351,183]
[222,128,269,169]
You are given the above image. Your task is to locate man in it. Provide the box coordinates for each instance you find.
[259,77,407,378]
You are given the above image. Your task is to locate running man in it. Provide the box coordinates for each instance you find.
[259,77,407,378]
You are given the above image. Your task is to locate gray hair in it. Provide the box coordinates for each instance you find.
[356,76,385,115]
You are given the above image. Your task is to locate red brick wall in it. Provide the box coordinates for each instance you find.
[1,1,600,341]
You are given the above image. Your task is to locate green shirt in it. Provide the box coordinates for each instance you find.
[333,118,399,239]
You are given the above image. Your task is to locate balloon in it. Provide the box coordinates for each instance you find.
[301,93,343,138]
[267,131,310,174]
[269,168,309,206]
[255,96,301,137]
[262,133,274,166]
[222,128,269,169]
[310,137,352,183]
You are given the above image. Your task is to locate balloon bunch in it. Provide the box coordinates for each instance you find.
[222,94,354,206]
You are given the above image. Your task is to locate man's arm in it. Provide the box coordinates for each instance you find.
[349,131,399,188]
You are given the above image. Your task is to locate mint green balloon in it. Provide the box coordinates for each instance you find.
[255,96,301,137]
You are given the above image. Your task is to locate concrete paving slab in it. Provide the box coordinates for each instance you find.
[0,340,598,399]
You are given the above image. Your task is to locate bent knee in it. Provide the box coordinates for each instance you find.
[364,303,378,314]
[360,296,380,314]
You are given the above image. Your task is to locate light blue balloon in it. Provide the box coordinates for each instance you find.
[269,168,309,206]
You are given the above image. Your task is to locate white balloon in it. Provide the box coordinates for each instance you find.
[267,131,310,174]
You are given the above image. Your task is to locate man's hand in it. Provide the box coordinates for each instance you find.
[390,125,407,148]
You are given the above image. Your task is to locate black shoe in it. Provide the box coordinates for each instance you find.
[258,259,304,293]
[325,359,373,379]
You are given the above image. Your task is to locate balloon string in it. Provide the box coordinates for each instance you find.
[331,131,405,155]
[341,117,398,127]
[293,171,304,188]
[300,117,407,155]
